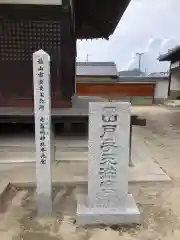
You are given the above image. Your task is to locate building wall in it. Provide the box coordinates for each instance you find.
[169,71,180,99]
[76,76,117,83]
[76,78,170,105]
[76,82,155,97]
[72,95,154,107]
[154,80,169,100]
[0,4,74,108]
[76,82,156,105]
[131,80,169,105]
[171,71,180,90]
[130,97,153,105]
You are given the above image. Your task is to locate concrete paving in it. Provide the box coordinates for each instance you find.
[0,106,179,240]
[0,129,170,185]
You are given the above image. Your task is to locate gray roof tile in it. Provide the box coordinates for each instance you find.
[76,62,118,76]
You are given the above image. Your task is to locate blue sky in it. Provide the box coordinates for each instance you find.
[77,0,180,72]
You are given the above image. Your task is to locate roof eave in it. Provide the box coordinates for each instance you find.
[158,46,180,62]
[158,55,171,62]
[75,0,129,39]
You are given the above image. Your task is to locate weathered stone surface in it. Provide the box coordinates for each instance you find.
[33,49,53,216]
[77,102,140,225]
[88,102,130,207]
[77,194,140,225]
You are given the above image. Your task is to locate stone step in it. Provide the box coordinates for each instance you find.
[0,146,88,153]
[0,151,88,163]
[0,138,88,148]
[0,137,88,154]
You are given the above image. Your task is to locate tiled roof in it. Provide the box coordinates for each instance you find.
[118,75,169,82]
[148,72,169,77]
[76,62,118,76]
[75,0,129,39]
[158,46,180,62]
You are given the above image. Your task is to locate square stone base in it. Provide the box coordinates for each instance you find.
[76,194,140,225]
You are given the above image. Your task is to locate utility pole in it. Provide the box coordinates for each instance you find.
[86,54,90,62]
[136,52,145,75]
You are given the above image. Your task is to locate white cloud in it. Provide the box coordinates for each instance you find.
[77,0,180,72]
[122,37,179,74]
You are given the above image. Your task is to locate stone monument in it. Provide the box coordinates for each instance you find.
[76,102,140,225]
[33,49,53,216]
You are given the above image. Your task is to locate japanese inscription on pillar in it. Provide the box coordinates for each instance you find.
[34,51,51,166]
[88,102,131,208]
[33,49,52,216]
[38,57,48,165]
[98,106,118,206]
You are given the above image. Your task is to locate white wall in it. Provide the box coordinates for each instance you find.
[154,80,169,99]
[171,71,180,91]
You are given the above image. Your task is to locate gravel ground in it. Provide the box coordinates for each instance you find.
[1,106,180,240]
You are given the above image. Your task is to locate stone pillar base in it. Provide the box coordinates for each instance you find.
[76,194,140,225]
